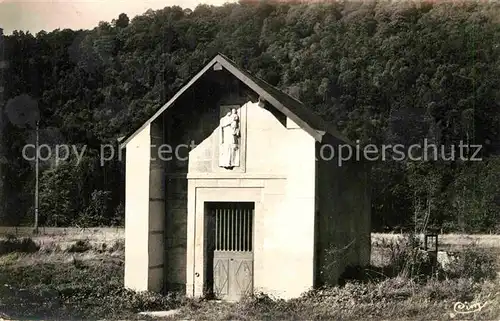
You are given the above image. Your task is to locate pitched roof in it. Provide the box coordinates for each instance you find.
[119,53,352,149]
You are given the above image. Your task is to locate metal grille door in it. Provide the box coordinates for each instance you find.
[209,202,254,301]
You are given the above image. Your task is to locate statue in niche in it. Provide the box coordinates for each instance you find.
[219,108,240,168]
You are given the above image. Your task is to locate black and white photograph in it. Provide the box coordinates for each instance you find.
[0,0,499,319]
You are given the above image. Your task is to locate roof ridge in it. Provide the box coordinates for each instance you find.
[120,53,352,148]
[216,53,305,106]
[213,54,353,145]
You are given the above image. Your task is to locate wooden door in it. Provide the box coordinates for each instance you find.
[209,202,254,301]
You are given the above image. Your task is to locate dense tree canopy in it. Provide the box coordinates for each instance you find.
[1,0,499,232]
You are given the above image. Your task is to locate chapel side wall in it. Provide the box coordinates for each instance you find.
[124,121,166,293]
[354,160,371,268]
[164,174,188,291]
[124,125,152,291]
[148,119,166,291]
[124,125,150,291]
[315,145,371,286]
[187,101,317,299]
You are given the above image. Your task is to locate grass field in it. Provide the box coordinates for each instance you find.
[0,229,499,320]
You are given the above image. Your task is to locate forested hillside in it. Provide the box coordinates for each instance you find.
[1,0,499,232]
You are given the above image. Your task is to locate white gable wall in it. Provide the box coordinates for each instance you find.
[286,117,301,129]
[187,101,317,299]
[124,125,151,290]
[124,121,165,292]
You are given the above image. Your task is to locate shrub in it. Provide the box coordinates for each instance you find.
[0,236,40,255]
[67,239,91,253]
[444,243,497,281]
[384,234,435,279]
[111,203,124,227]
[77,190,113,227]
[121,290,183,312]
[421,278,476,302]
[372,276,418,301]
[108,240,124,253]
[53,276,184,318]
[320,240,356,285]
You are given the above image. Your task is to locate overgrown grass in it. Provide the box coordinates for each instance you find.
[445,243,498,281]
[66,239,92,253]
[169,234,500,320]
[0,234,40,255]
[169,278,500,320]
[0,236,160,319]
[371,233,498,282]
[0,251,183,319]
[0,234,499,320]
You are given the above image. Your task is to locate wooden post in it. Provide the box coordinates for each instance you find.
[34,121,39,234]
[0,28,5,222]
[424,232,438,268]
